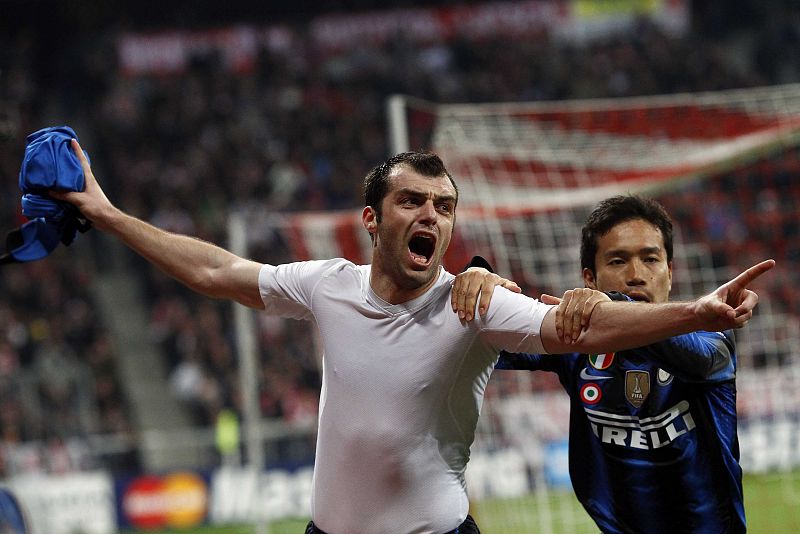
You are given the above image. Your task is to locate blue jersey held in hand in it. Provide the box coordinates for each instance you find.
[1,125,92,264]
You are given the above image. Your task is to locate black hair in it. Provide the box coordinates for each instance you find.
[580,195,674,273]
[363,151,457,221]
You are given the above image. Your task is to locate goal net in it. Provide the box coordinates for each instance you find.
[237,84,800,532]
[388,85,800,533]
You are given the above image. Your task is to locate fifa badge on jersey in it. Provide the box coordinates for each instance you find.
[589,352,615,370]
[625,370,650,408]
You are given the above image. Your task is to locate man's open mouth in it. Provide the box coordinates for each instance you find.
[408,233,435,265]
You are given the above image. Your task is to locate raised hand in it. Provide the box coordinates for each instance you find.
[693,259,775,330]
[48,139,115,229]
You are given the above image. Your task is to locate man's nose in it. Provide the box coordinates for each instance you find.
[626,261,646,285]
[419,200,437,223]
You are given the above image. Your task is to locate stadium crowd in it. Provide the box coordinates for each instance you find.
[1,0,799,476]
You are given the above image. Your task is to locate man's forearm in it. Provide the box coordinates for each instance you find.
[587,301,704,351]
[542,300,704,355]
[101,208,264,308]
[54,138,262,309]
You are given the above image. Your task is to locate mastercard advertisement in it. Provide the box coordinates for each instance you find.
[117,472,209,530]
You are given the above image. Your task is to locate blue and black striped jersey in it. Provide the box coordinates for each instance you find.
[497,323,745,533]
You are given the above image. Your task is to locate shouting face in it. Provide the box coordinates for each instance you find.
[363,164,457,304]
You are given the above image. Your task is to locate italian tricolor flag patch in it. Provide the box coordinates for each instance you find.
[589,352,615,370]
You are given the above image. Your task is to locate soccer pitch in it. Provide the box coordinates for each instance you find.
[469,472,800,533]
[133,472,800,534]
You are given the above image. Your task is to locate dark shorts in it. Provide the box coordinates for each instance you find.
[305,514,481,534]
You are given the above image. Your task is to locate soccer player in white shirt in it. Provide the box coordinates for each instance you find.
[53,140,771,534]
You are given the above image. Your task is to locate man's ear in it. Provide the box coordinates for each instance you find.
[582,267,597,289]
[362,206,377,233]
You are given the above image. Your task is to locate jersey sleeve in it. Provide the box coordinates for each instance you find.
[640,330,736,382]
[477,288,553,355]
[258,258,347,320]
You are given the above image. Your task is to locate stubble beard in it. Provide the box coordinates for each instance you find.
[374,225,446,296]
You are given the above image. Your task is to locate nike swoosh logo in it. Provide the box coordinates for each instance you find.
[580,368,613,381]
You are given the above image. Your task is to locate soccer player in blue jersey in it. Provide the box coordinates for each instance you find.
[456,195,748,533]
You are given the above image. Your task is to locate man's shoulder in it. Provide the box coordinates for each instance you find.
[279,257,362,274]
[262,258,366,288]
[317,257,364,275]
[664,329,736,350]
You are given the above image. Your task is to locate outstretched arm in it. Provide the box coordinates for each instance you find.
[541,259,775,354]
[50,139,265,309]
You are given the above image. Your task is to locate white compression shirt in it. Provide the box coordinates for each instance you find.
[258,259,551,534]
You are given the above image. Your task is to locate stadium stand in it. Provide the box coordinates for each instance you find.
[1,0,799,481]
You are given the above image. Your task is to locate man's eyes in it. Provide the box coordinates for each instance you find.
[437,203,453,213]
[399,197,453,213]
[608,256,661,265]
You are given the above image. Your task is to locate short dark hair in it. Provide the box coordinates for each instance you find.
[580,195,674,273]
[363,151,458,221]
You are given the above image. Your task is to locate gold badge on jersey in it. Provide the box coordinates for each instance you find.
[625,370,650,408]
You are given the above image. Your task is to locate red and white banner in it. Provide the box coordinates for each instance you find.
[118,0,688,76]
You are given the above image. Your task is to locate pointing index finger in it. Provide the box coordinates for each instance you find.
[727,259,775,289]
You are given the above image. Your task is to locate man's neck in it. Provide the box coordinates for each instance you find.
[369,267,440,305]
